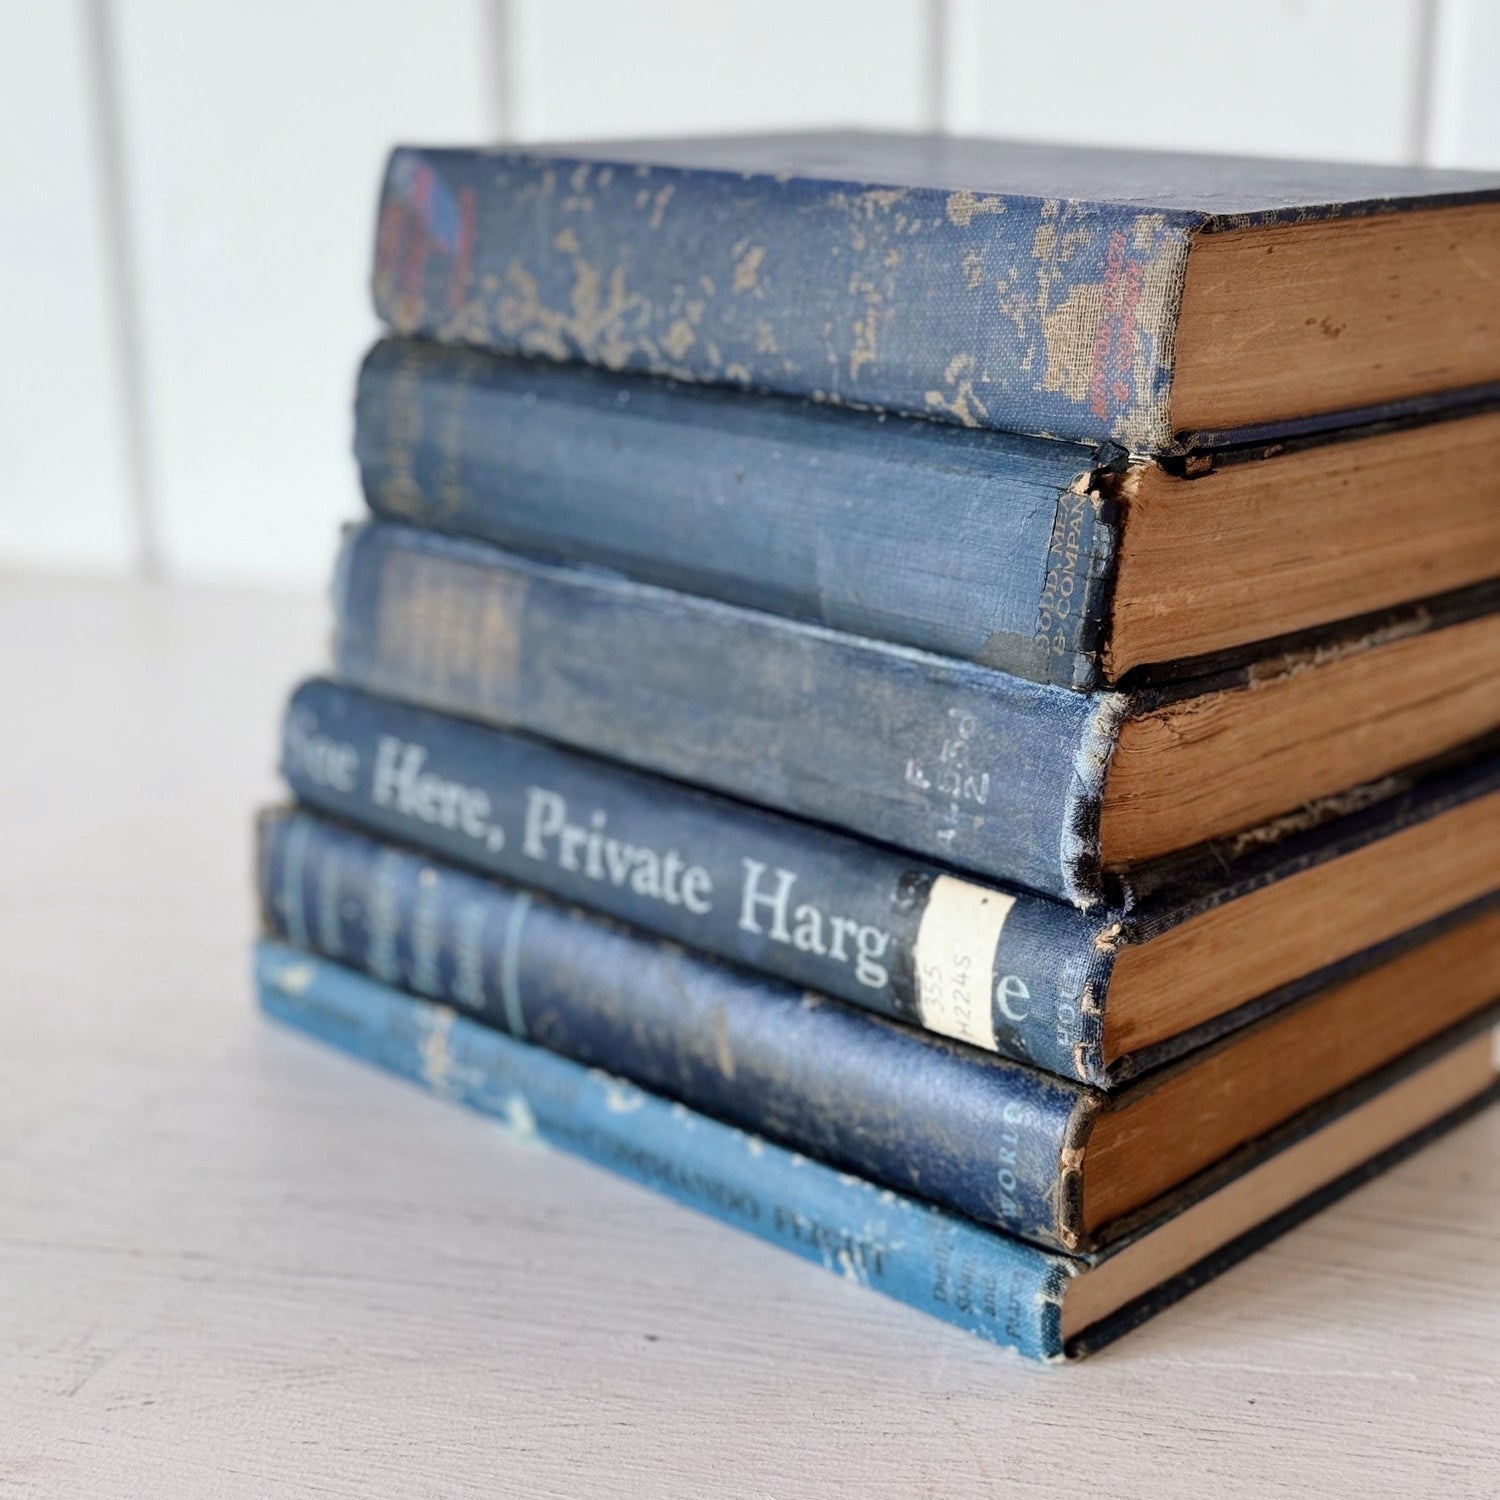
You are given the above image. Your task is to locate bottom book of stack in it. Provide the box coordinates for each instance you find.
[256,811,1500,1364]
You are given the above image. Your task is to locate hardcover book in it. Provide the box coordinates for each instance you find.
[357,337,1500,688]
[256,938,1500,1360]
[257,807,1500,1253]
[370,133,1500,453]
[329,520,1500,906]
[281,678,1500,1084]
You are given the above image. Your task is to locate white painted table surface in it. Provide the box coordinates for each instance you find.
[2,571,1498,1500]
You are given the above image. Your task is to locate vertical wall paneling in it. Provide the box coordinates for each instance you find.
[111,0,494,586]
[482,0,517,141]
[3,0,1496,588]
[507,0,931,140]
[0,1,136,574]
[1428,0,1500,168]
[944,0,1430,165]
[923,0,949,134]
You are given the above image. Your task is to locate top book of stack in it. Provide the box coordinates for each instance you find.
[371,131,1500,456]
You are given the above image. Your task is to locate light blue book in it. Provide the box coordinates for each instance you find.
[256,938,1498,1363]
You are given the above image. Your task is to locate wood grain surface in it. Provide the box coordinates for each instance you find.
[2,573,1496,1498]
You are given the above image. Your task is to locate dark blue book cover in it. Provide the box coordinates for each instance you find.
[254,940,1500,1361]
[355,337,1112,686]
[370,132,1500,453]
[329,519,1500,907]
[280,678,1500,1086]
[354,338,1500,692]
[330,519,1114,901]
[255,807,1500,1254]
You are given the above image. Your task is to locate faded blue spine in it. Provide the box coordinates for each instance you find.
[371,145,1191,450]
[281,679,1112,1081]
[331,522,1123,905]
[355,337,1114,687]
[259,813,1093,1250]
[256,940,1075,1360]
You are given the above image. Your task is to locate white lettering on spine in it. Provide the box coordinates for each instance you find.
[284,709,359,792]
[522,786,714,915]
[738,861,796,943]
[997,973,1031,1023]
[359,759,898,993]
[738,860,890,989]
[372,736,502,848]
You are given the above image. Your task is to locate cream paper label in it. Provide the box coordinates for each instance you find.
[913,876,1017,1050]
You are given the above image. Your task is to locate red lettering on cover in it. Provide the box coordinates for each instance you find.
[397,168,434,326]
[448,188,477,311]
[1088,230,1144,422]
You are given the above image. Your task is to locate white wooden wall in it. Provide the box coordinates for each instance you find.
[2,0,1496,588]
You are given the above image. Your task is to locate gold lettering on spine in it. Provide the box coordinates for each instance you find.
[376,551,526,715]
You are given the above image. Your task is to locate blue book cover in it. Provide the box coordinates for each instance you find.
[370,132,1500,453]
[355,336,1113,687]
[255,807,1500,1254]
[280,678,1500,1085]
[329,519,1500,906]
[355,337,1500,690]
[255,939,1500,1361]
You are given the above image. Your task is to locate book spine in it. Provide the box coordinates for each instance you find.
[282,678,1114,1081]
[258,811,1095,1251]
[355,337,1116,688]
[256,940,1075,1361]
[331,522,1125,905]
[371,147,1193,451]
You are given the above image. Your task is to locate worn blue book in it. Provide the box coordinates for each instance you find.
[357,335,1113,686]
[256,938,1500,1361]
[256,807,1500,1253]
[281,678,1500,1085]
[355,336,1500,686]
[370,132,1500,453]
[330,519,1500,904]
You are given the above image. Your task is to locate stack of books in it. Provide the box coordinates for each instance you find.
[256,133,1500,1362]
